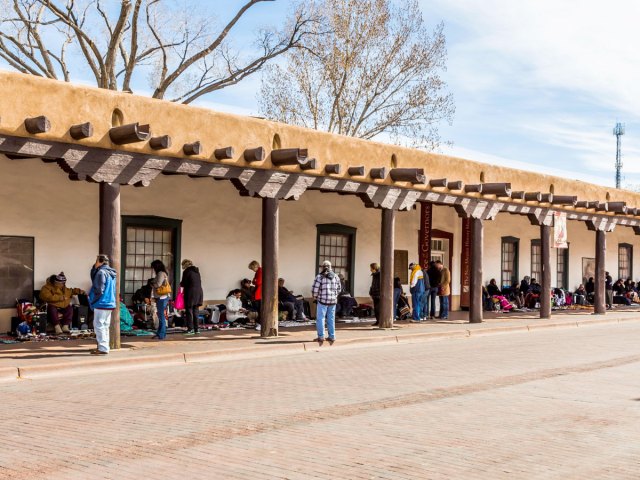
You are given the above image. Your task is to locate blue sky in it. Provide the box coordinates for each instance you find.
[3,0,639,189]
[200,0,640,189]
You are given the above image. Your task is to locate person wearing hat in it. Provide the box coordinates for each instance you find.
[39,272,85,335]
[179,259,204,335]
[311,260,342,345]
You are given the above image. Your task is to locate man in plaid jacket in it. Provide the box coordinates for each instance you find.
[312,260,342,346]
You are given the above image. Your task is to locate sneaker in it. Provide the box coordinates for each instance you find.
[54,324,63,335]
[90,349,108,355]
[183,330,196,335]
[255,324,261,331]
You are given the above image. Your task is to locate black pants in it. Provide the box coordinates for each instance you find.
[185,305,199,332]
[372,296,380,322]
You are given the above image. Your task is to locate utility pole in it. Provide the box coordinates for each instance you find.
[613,122,625,189]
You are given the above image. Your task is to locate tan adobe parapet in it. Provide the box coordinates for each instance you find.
[0,69,636,208]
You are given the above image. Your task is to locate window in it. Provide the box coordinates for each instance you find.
[122,216,182,304]
[501,237,519,289]
[557,247,569,289]
[618,244,633,281]
[394,250,408,284]
[0,236,34,307]
[316,224,356,295]
[530,239,541,281]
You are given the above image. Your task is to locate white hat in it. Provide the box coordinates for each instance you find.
[321,260,332,268]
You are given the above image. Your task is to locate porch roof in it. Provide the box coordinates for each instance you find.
[0,69,638,217]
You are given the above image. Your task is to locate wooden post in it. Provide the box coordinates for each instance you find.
[469,218,483,323]
[261,197,279,336]
[594,229,606,315]
[379,208,395,328]
[540,224,551,319]
[99,183,121,349]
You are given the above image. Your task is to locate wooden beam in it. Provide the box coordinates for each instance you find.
[109,123,150,144]
[524,192,542,202]
[149,135,171,150]
[370,167,387,180]
[389,168,425,184]
[594,229,606,315]
[540,224,551,319]
[429,178,447,188]
[464,184,482,193]
[24,115,50,134]
[447,181,463,190]
[469,217,483,323]
[481,183,511,197]
[325,164,341,174]
[214,146,234,160]
[607,201,627,213]
[261,197,279,337]
[379,208,395,328]
[244,147,265,162]
[550,195,577,206]
[348,166,365,176]
[271,148,307,166]
[511,191,525,200]
[299,158,317,170]
[183,141,202,156]
[540,193,553,203]
[99,183,121,349]
[69,122,93,140]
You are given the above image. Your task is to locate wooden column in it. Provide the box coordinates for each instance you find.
[540,224,551,319]
[594,229,606,315]
[261,197,279,336]
[469,218,483,323]
[379,208,396,328]
[99,183,121,349]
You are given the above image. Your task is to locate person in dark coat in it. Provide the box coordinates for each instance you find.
[180,259,203,335]
[369,263,381,326]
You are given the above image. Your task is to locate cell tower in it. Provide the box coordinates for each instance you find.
[613,122,625,189]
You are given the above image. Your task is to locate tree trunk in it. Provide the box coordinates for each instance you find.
[379,208,395,328]
[99,183,121,349]
[261,197,279,337]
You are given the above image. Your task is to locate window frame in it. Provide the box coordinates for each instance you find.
[557,245,569,290]
[501,236,519,290]
[316,223,356,296]
[618,243,633,281]
[121,216,182,302]
[530,239,541,281]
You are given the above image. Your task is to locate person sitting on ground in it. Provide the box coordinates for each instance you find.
[519,276,531,296]
[240,278,255,310]
[613,279,626,296]
[132,278,154,306]
[226,289,258,326]
[278,278,306,321]
[336,273,357,318]
[524,278,541,309]
[486,278,501,297]
[626,282,640,303]
[574,284,588,305]
[39,272,85,335]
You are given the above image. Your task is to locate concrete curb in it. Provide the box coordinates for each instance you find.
[3,315,639,382]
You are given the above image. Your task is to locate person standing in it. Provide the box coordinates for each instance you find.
[605,271,613,309]
[369,263,381,326]
[419,264,431,320]
[88,254,116,355]
[426,261,441,319]
[248,260,262,317]
[151,259,171,340]
[180,259,203,335]
[311,260,342,346]
[436,260,451,319]
[409,263,425,322]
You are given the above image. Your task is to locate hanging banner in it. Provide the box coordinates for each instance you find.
[419,202,432,267]
[554,211,568,248]
[460,217,471,308]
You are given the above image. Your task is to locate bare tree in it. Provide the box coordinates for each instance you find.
[0,0,317,103]
[259,0,454,149]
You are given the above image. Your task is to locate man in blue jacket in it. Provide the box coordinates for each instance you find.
[88,254,117,355]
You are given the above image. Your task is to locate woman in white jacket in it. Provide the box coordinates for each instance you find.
[226,289,257,326]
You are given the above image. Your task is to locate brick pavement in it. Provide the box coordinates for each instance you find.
[1,322,640,479]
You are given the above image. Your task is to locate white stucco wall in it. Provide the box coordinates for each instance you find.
[2,152,640,331]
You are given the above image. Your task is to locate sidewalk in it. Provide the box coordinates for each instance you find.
[2,307,640,382]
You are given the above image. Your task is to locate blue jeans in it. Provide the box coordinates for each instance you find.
[156,297,169,339]
[393,288,402,317]
[426,288,438,318]
[316,303,336,339]
[411,289,424,320]
[439,295,449,319]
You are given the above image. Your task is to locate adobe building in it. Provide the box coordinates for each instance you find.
[1,71,639,338]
